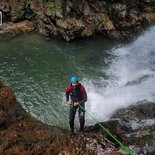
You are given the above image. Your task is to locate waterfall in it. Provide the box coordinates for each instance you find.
[84,26,155,123]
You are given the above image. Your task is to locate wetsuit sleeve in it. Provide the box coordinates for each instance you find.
[80,86,87,103]
[65,85,71,102]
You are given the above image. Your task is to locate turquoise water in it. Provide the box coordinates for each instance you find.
[0,34,116,127]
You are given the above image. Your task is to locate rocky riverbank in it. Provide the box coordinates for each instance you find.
[0,81,126,155]
[0,81,155,155]
[0,0,155,41]
[111,101,155,154]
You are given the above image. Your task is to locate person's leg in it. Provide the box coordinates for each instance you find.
[78,102,85,132]
[69,103,77,136]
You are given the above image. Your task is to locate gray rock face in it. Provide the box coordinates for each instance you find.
[0,0,155,41]
[111,101,155,154]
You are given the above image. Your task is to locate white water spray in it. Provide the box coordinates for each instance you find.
[84,26,155,123]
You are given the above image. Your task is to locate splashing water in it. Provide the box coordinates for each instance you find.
[84,26,155,123]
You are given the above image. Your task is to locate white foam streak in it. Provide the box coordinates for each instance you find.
[84,26,155,124]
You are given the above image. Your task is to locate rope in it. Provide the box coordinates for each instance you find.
[78,103,134,155]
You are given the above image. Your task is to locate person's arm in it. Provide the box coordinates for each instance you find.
[80,86,87,103]
[65,85,71,106]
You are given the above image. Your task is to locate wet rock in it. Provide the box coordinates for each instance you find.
[81,26,94,37]
[125,74,154,86]
[0,20,35,37]
[111,100,155,154]
[56,18,85,41]
[143,13,155,23]
[0,0,155,41]
[85,100,155,154]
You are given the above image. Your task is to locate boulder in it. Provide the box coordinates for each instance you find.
[111,101,155,154]
[0,20,35,36]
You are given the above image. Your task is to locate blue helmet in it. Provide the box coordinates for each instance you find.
[70,75,79,83]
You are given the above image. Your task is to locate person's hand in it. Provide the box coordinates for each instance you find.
[67,101,70,107]
[74,102,79,106]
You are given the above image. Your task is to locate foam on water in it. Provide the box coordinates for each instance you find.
[84,26,155,123]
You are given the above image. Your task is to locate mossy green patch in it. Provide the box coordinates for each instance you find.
[45,1,58,17]
[144,13,155,22]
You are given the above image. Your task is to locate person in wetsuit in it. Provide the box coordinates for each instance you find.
[65,75,87,137]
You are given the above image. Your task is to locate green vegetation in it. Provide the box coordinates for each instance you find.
[28,0,49,4]
[44,1,58,17]
[46,1,57,12]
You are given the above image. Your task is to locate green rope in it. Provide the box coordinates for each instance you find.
[78,103,134,155]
